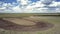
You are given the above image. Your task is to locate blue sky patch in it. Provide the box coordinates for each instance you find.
[55,0,60,2]
[29,0,40,3]
[0,0,17,3]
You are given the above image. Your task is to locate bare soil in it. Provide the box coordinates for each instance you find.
[0,18,54,31]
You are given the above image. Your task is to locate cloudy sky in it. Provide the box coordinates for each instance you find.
[0,0,60,13]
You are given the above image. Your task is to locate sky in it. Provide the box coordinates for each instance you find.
[0,0,60,13]
[55,0,60,2]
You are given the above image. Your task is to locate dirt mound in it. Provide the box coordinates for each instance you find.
[0,18,54,31]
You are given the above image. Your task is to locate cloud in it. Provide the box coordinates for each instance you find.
[0,0,60,13]
[20,0,28,5]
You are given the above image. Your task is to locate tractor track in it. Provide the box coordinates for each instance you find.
[0,18,54,31]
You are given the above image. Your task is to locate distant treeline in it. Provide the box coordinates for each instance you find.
[0,13,60,18]
[34,15,60,16]
[33,13,60,16]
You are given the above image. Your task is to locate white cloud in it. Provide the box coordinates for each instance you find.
[25,1,45,10]
[20,0,28,5]
[49,1,57,7]
[0,0,60,13]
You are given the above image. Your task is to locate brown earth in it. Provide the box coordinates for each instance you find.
[0,18,54,31]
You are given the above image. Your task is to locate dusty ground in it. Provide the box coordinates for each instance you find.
[0,17,54,31]
[0,16,60,34]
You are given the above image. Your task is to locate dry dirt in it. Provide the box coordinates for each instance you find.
[0,18,54,31]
